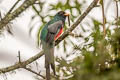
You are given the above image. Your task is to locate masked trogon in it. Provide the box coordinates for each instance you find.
[40,11,69,80]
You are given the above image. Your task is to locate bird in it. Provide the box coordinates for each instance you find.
[40,11,69,80]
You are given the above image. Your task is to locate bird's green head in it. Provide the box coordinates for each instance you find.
[54,11,69,22]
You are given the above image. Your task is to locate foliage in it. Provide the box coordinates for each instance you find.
[56,21,120,80]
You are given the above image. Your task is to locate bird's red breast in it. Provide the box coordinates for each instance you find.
[54,27,63,40]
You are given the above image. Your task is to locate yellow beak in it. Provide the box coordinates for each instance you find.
[64,13,69,16]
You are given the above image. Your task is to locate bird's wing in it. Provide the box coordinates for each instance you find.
[46,20,63,44]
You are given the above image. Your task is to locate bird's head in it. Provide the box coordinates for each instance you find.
[54,11,69,22]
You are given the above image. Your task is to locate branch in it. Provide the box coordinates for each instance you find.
[6,0,21,16]
[24,67,45,79]
[0,51,44,74]
[101,0,106,36]
[0,0,99,74]
[18,51,45,79]
[115,0,119,28]
[0,0,37,30]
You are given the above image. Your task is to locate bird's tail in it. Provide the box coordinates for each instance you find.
[43,42,56,80]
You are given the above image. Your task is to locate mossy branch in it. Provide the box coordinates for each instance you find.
[0,0,37,30]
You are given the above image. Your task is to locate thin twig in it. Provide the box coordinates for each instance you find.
[0,0,99,74]
[101,0,106,36]
[24,67,45,79]
[0,11,2,20]
[18,51,21,63]
[115,0,119,28]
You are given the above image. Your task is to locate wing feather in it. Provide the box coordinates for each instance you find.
[46,20,63,44]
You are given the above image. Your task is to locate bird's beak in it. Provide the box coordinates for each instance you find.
[64,12,70,26]
[64,13,69,16]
